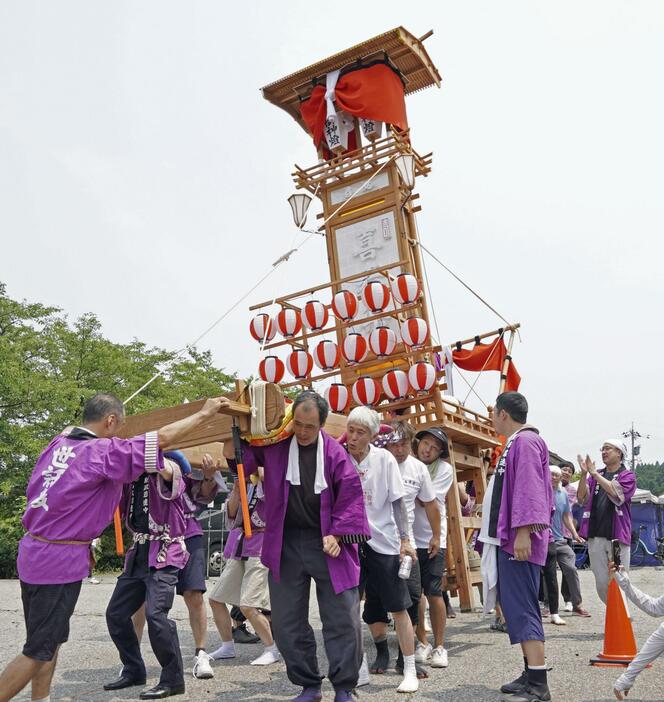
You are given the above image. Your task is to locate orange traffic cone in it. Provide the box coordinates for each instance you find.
[590,577,637,666]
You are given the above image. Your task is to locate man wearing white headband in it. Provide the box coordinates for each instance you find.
[577,439,636,603]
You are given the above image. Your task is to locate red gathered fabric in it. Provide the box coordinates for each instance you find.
[452,337,521,393]
[300,64,408,149]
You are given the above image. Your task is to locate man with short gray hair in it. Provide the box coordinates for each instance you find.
[344,406,419,694]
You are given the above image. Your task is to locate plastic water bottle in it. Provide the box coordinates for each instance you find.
[398,555,413,579]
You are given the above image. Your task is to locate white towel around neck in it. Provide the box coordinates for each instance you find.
[286,433,328,495]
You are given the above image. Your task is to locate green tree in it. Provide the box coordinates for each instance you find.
[636,462,664,497]
[0,283,237,576]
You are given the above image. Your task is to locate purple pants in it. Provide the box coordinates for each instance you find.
[497,548,545,645]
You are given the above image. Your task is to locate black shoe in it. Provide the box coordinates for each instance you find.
[232,623,260,644]
[508,682,552,702]
[103,675,146,691]
[500,670,528,694]
[139,683,185,700]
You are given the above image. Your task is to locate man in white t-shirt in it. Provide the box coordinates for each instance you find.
[344,407,419,694]
[385,420,441,679]
[412,427,454,669]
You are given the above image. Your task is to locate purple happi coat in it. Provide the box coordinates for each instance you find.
[19,427,163,585]
[579,468,636,545]
[223,482,267,560]
[121,465,189,570]
[182,475,219,539]
[242,430,370,594]
[496,429,554,567]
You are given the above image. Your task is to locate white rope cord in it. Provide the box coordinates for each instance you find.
[123,158,396,407]
[417,241,518,336]
[411,213,490,410]
[249,380,268,435]
[460,331,505,406]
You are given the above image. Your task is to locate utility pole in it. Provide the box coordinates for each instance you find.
[622,422,651,471]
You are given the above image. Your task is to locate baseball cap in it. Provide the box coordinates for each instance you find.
[415,427,449,455]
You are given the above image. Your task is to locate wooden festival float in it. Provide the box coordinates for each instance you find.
[121,27,523,611]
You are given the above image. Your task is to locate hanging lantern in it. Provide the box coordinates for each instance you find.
[287,192,312,229]
[313,340,340,371]
[302,300,329,331]
[275,307,302,338]
[352,377,381,407]
[325,383,350,413]
[382,369,409,400]
[362,280,391,313]
[331,289,358,322]
[391,273,421,305]
[400,317,429,348]
[249,313,275,344]
[368,326,397,358]
[286,349,313,380]
[342,333,368,365]
[408,362,437,393]
[359,117,383,141]
[258,356,285,384]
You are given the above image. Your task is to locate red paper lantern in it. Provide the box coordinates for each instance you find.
[331,289,358,322]
[302,300,329,331]
[391,273,421,305]
[382,370,409,400]
[363,280,391,313]
[325,383,350,413]
[342,333,368,365]
[275,308,302,338]
[313,340,340,371]
[368,325,397,358]
[249,313,275,343]
[258,356,285,383]
[352,377,382,406]
[286,349,313,379]
[408,362,437,393]
[400,317,429,348]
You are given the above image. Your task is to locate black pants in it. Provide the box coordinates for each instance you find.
[106,559,183,687]
[269,528,362,691]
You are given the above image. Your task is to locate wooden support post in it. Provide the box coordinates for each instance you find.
[498,330,516,395]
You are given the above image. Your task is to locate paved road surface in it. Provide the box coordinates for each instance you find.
[1,569,663,701]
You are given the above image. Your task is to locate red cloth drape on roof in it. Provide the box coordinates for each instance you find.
[300,63,408,149]
[452,338,521,393]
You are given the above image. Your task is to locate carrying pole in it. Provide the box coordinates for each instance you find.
[232,419,253,538]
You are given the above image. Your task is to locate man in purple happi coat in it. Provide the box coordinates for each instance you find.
[489,392,554,702]
[577,439,636,603]
[238,391,370,702]
[130,451,223,681]
[0,392,230,702]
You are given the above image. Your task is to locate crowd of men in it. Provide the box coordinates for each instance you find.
[0,388,650,702]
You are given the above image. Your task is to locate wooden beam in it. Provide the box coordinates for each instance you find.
[451,323,521,348]
[119,385,286,450]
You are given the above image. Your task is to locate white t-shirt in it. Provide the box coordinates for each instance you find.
[398,455,437,543]
[412,459,454,549]
[352,444,405,555]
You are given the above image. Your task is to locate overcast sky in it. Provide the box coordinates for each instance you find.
[2,1,663,466]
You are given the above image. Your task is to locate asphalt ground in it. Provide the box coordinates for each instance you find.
[1,568,663,702]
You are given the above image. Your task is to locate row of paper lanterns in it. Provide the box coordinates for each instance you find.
[257,318,430,384]
[249,273,422,343]
[320,364,439,411]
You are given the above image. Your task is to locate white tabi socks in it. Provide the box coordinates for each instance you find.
[396,654,419,693]
[251,643,281,665]
[209,641,236,660]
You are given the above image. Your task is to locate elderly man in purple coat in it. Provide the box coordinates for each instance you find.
[489,392,554,702]
[0,392,229,702]
[237,390,370,702]
[577,439,636,604]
